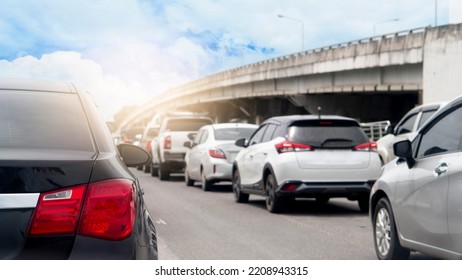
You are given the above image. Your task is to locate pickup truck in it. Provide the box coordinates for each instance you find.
[150,115,213,180]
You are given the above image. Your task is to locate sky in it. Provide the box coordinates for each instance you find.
[0,0,456,120]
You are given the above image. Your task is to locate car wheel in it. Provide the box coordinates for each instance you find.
[373,197,410,260]
[201,171,213,191]
[137,165,143,170]
[143,163,151,173]
[232,170,249,203]
[158,163,170,181]
[265,173,284,213]
[150,163,158,177]
[358,196,369,213]
[185,169,194,187]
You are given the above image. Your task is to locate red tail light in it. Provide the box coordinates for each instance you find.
[209,148,226,159]
[275,141,313,154]
[28,186,86,236]
[281,183,299,191]
[353,141,377,152]
[146,140,152,152]
[28,179,136,241]
[78,179,136,241]
[164,136,171,150]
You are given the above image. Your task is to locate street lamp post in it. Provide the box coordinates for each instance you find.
[373,18,399,36]
[277,14,305,52]
[435,0,438,26]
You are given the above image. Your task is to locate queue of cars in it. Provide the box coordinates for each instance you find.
[139,98,462,260]
[143,113,382,214]
[6,78,459,260]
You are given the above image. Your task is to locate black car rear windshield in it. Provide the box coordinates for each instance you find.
[287,119,369,149]
[0,90,94,151]
[214,127,256,141]
[166,118,213,131]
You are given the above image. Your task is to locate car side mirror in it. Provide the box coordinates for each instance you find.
[117,143,151,167]
[187,133,196,141]
[235,138,247,147]
[184,141,192,149]
[393,140,415,168]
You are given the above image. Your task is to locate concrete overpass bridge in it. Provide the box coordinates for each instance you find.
[118,23,462,134]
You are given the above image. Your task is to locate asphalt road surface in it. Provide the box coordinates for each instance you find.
[135,169,434,260]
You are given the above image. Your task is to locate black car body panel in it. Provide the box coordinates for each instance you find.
[0,78,157,259]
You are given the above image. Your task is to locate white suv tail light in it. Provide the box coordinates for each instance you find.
[353,141,377,152]
[275,141,313,154]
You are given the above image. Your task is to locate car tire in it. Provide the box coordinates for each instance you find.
[143,163,151,173]
[150,163,158,177]
[265,173,284,213]
[358,196,369,213]
[232,170,249,203]
[137,165,143,170]
[373,197,410,260]
[158,163,170,181]
[185,169,194,187]
[201,171,212,191]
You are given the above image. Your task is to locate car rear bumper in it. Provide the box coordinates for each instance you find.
[273,158,382,184]
[163,151,186,162]
[276,181,374,199]
[204,160,233,181]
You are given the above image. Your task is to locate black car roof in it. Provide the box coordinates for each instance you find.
[0,78,76,94]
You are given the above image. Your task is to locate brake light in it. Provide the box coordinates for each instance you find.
[275,141,313,153]
[353,141,377,152]
[146,140,152,152]
[164,136,171,150]
[28,186,86,236]
[209,148,226,159]
[78,179,136,241]
[28,179,136,241]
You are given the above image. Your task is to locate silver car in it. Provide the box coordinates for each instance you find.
[184,123,258,191]
[370,96,462,259]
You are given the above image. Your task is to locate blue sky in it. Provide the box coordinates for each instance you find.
[0,0,457,120]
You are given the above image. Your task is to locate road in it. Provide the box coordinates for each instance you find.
[135,169,433,260]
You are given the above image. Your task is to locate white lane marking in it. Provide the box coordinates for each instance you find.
[156,218,167,225]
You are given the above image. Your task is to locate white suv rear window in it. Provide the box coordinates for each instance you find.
[288,120,369,149]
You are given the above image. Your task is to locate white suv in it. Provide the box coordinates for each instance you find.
[232,115,382,213]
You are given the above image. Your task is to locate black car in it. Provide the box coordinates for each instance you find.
[0,78,157,259]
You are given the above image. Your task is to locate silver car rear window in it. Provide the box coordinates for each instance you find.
[166,118,213,131]
[214,127,256,141]
[288,120,369,149]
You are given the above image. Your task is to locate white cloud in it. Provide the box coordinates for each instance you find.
[0,0,451,121]
[0,52,149,120]
[449,0,462,23]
